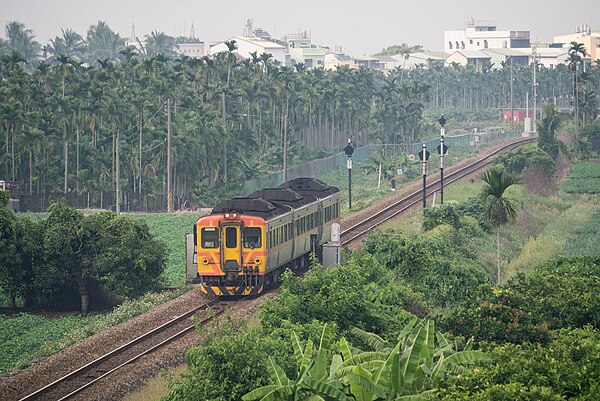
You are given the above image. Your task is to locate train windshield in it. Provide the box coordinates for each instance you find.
[201,228,219,248]
[243,227,262,249]
[225,227,238,248]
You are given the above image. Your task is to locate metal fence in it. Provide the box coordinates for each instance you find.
[20,192,171,213]
[241,129,523,194]
[15,130,523,212]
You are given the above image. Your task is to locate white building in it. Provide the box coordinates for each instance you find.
[554,24,600,65]
[178,42,206,58]
[445,50,492,71]
[285,31,325,69]
[444,18,530,53]
[210,36,286,65]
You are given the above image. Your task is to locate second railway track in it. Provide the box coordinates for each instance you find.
[18,299,228,401]
[341,137,536,245]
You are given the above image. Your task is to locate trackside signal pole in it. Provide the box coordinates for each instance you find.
[167,98,173,213]
[437,115,448,204]
[418,143,430,209]
[344,139,354,209]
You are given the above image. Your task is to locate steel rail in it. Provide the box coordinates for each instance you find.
[19,299,225,401]
[341,137,536,245]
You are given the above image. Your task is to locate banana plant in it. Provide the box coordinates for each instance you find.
[243,324,352,401]
[331,318,488,400]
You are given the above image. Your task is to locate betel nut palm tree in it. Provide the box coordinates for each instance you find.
[480,167,522,285]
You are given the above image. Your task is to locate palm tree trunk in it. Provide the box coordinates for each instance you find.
[497,228,501,286]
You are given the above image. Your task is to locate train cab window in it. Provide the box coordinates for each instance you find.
[243,227,262,248]
[201,228,219,248]
[225,227,238,248]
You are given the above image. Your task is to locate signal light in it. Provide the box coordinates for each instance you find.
[224,212,239,219]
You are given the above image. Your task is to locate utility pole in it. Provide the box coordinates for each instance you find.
[283,114,288,183]
[139,114,142,194]
[510,56,514,130]
[167,98,173,213]
[532,47,538,133]
[116,130,120,214]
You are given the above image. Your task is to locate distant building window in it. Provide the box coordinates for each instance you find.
[449,41,453,49]
[477,41,480,46]
[456,41,459,49]
[470,39,473,44]
[502,40,507,48]
[461,41,465,49]
[484,40,488,49]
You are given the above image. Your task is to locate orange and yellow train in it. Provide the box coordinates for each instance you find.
[186,178,340,296]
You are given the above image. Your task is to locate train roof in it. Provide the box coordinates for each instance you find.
[211,178,339,219]
[278,177,339,197]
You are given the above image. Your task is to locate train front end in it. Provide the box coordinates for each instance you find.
[195,211,267,296]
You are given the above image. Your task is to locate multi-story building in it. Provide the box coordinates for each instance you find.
[285,31,326,69]
[554,24,600,65]
[444,18,530,53]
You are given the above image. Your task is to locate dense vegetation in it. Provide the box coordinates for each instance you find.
[0,194,166,312]
[1,21,599,209]
[163,200,599,400]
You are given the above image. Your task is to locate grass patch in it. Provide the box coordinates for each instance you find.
[0,313,98,373]
[132,213,205,287]
[508,199,600,276]
[124,365,187,401]
[0,289,186,375]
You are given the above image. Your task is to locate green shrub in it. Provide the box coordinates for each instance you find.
[494,144,556,175]
[163,319,291,401]
[437,326,600,401]
[442,256,600,343]
[259,256,414,337]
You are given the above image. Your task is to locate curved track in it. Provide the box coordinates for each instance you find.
[341,137,536,246]
[18,300,228,401]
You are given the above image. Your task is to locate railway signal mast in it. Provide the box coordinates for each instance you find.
[437,115,449,204]
[344,139,354,209]
[418,143,430,208]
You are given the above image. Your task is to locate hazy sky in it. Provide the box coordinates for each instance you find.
[1,0,598,54]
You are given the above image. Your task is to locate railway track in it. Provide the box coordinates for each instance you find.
[18,299,228,401]
[341,137,537,246]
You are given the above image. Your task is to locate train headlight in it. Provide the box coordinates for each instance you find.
[202,258,209,265]
[254,257,261,264]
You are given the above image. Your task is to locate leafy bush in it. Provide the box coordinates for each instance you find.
[437,325,600,401]
[163,318,291,401]
[494,144,556,175]
[442,256,600,343]
[578,120,600,159]
[259,257,415,337]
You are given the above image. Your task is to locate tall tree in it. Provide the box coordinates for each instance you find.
[567,41,587,144]
[479,167,522,285]
[4,21,40,64]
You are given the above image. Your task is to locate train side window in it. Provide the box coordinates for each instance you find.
[201,228,219,248]
[225,227,237,248]
[243,227,262,248]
